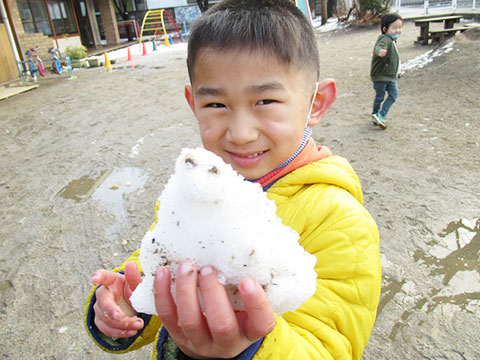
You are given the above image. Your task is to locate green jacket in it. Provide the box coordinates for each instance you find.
[85,155,381,359]
[370,34,400,82]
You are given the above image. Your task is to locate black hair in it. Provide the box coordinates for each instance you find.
[381,13,403,34]
[186,0,319,83]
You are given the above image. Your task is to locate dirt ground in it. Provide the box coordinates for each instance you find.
[1,19,479,359]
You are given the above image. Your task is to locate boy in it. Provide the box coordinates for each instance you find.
[85,1,381,359]
[370,13,403,129]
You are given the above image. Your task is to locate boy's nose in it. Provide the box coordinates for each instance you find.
[225,111,259,145]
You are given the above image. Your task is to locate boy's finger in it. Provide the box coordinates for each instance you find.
[94,316,141,339]
[238,277,276,341]
[153,266,187,345]
[95,286,121,319]
[94,293,144,331]
[175,261,211,347]
[198,266,240,345]
[124,261,143,291]
[91,269,121,288]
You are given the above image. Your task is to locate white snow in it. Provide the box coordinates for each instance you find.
[400,40,455,74]
[428,218,477,259]
[312,17,345,32]
[437,270,480,297]
[130,148,317,315]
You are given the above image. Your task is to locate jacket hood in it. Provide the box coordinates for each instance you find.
[268,155,364,204]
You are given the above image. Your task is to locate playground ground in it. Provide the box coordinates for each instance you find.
[1,20,479,359]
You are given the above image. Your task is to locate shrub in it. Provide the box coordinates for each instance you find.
[65,45,87,60]
[357,0,390,18]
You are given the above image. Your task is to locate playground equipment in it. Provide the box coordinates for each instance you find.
[295,0,312,22]
[139,9,184,46]
[48,47,63,74]
[17,47,73,83]
[25,47,46,80]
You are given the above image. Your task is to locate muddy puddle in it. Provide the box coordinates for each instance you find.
[59,167,149,240]
[381,218,480,340]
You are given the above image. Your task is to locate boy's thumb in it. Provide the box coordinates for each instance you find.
[125,261,143,291]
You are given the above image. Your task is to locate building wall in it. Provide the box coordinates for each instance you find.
[56,36,83,52]
[18,33,55,59]
[146,0,190,9]
[98,0,120,45]
[0,23,19,83]
[5,0,54,60]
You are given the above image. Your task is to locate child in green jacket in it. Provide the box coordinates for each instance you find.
[85,1,381,359]
[370,13,403,129]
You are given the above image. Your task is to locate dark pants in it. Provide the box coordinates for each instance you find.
[372,81,398,119]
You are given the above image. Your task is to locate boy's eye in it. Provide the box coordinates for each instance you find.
[206,103,226,108]
[257,99,276,105]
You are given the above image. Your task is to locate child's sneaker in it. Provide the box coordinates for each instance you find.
[372,113,387,129]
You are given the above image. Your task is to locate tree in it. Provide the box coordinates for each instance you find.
[197,0,209,13]
[327,0,337,18]
[320,0,327,25]
[309,0,315,16]
[354,0,389,20]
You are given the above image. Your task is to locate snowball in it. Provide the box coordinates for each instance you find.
[130,148,317,315]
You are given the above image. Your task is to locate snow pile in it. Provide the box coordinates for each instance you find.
[130,148,317,315]
[312,17,344,32]
[400,40,454,74]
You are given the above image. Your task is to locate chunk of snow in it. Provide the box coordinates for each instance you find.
[130,148,317,315]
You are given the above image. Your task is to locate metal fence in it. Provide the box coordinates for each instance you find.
[392,0,477,14]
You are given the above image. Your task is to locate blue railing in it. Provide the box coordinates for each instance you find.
[17,57,74,83]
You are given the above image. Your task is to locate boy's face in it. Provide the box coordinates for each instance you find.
[185,48,316,180]
[387,19,403,35]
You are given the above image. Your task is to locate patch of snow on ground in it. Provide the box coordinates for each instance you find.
[401,40,455,73]
[312,17,344,32]
[437,270,480,297]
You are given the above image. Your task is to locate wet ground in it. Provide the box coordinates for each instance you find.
[1,21,479,359]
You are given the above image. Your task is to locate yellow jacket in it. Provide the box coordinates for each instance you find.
[84,155,381,359]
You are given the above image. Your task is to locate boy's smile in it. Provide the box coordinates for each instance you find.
[185,48,315,180]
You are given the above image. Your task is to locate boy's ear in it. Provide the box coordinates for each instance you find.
[307,78,337,127]
[185,84,196,115]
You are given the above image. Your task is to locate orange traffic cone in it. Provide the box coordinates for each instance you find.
[127,46,134,61]
[142,42,148,56]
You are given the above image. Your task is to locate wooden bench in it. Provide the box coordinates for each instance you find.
[429,27,471,43]
[414,15,462,45]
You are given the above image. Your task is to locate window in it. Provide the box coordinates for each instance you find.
[17,0,78,36]
[47,0,77,35]
[17,0,53,35]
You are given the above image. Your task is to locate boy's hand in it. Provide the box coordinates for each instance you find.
[153,260,276,359]
[91,262,145,339]
[378,49,387,57]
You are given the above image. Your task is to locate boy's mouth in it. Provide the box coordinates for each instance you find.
[227,150,267,167]
[245,151,266,158]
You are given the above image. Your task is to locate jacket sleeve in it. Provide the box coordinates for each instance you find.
[255,185,381,360]
[84,201,163,353]
[84,249,163,353]
[373,35,389,57]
